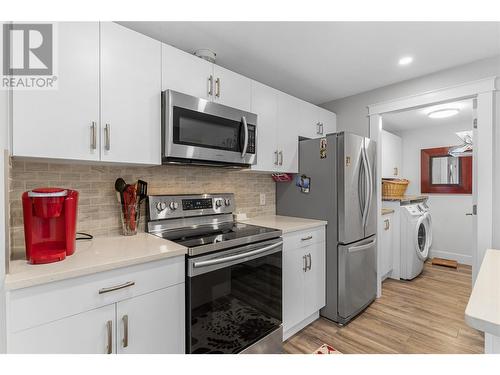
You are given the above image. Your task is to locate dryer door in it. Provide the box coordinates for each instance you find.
[415,216,430,261]
[424,212,433,248]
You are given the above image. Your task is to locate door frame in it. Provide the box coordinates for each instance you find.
[367,76,498,296]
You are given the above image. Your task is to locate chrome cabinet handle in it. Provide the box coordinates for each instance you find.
[279,150,283,166]
[301,235,313,241]
[303,255,307,272]
[106,320,112,354]
[104,123,111,151]
[274,150,279,165]
[98,281,135,294]
[317,122,324,135]
[90,122,97,150]
[307,253,312,271]
[208,75,213,96]
[465,213,473,216]
[122,315,129,348]
[215,77,221,98]
[241,116,248,158]
[384,219,390,230]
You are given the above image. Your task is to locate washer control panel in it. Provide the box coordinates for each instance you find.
[404,204,424,216]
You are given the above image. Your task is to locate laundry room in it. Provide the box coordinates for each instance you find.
[380,99,474,281]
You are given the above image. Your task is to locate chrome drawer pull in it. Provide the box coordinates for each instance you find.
[301,235,313,241]
[98,281,135,294]
[122,315,129,348]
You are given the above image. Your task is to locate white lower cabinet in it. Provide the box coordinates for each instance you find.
[116,285,184,354]
[380,212,394,279]
[6,257,185,354]
[282,226,326,340]
[9,304,116,354]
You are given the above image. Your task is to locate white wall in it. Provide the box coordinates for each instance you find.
[397,122,473,264]
[321,55,500,137]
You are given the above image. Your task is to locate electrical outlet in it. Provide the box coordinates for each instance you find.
[259,193,266,206]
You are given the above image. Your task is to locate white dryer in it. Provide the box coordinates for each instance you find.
[400,203,431,280]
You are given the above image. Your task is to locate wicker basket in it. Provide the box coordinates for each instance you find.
[382,179,409,199]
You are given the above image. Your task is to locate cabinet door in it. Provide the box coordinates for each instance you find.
[318,107,337,135]
[213,65,252,111]
[116,284,185,354]
[250,81,279,172]
[298,101,319,139]
[277,92,299,173]
[282,246,305,332]
[303,242,326,317]
[381,214,393,277]
[8,304,116,354]
[381,130,402,178]
[162,43,213,100]
[12,22,100,161]
[100,22,161,165]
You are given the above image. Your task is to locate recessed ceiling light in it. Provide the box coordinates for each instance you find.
[398,56,413,66]
[428,108,460,119]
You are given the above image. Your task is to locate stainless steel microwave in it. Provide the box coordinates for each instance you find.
[162,90,257,167]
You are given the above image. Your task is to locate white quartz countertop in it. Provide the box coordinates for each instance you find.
[465,249,500,335]
[5,233,187,290]
[242,215,327,234]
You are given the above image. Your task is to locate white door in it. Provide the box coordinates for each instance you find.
[116,285,185,354]
[161,43,214,100]
[8,304,116,354]
[277,92,299,173]
[212,65,252,111]
[318,107,337,135]
[282,246,305,332]
[100,22,161,165]
[12,22,100,161]
[303,242,326,317]
[380,214,393,277]
[250,81,279,172]
[298,101,319,139]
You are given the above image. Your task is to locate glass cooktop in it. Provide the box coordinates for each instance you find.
[153,222,281,254]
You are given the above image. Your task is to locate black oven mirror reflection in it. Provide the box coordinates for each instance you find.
[187,251,282,354]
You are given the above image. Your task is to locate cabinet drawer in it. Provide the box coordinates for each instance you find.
[283,226,325,250]
[8,256,184,333]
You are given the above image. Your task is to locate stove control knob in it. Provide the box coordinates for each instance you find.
[224,199,231,206]
[157,202,167,212]
[169,201,179,210]
[215,199,223,208]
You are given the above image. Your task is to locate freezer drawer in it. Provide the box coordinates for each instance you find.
[338,236,377,320]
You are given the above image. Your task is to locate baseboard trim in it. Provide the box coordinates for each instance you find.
[283,311,320,341]
[429,249,472,266]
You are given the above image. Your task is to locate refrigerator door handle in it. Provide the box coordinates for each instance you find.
[365,142,374,229]
[361,146,370,229]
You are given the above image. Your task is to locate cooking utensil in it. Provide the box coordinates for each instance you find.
[137,180,148,203]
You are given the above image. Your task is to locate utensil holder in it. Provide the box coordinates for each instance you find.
[120,202,140,236]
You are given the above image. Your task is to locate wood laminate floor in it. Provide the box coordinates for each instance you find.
[283,262,484,354]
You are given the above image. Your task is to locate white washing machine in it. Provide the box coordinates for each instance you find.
[400,202,431,280]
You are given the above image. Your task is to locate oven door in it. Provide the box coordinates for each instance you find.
[163,90,257,166]
[186,238,282,354]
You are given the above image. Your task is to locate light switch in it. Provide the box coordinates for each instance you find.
[259,193,266,206]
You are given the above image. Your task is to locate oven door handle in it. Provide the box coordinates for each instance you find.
[241,116,248,158]
[193,241,283,269]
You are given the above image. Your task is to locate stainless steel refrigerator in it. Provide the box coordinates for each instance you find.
[276,132,377,325]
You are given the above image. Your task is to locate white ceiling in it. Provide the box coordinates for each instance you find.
[382,99,473,133]
[118,22,500,104]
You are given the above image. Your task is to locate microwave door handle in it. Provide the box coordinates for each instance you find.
[241,116,248,158]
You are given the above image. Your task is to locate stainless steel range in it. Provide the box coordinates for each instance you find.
[147,193,283,354]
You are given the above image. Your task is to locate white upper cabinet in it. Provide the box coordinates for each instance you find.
[277,92,299,173]
[298,101,336,139]
[161,43,213,100]
[250,81,279,172]
[12,22,100,161]
[381,130,402,178]
[318,107,337,135]
[212,65,252,112]
[100,22,161,165]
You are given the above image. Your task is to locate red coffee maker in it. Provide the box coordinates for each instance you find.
[22,188,79,264]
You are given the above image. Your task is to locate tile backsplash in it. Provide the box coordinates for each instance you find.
[9,159,276,260]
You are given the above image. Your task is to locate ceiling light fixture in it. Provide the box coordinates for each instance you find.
[398,56,413,66]
[427,108,460,119]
